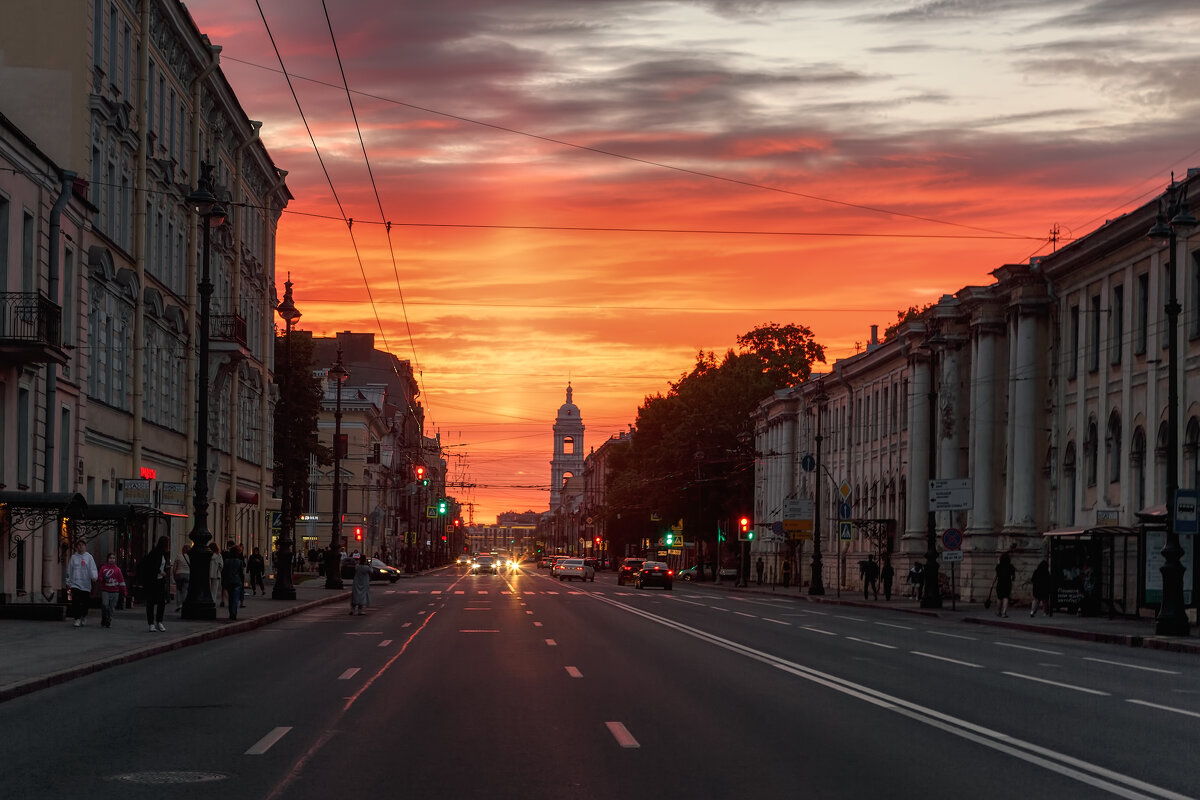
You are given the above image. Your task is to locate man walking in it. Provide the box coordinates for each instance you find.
[861,554,880,600]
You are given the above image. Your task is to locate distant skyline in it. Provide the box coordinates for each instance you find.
[186,0,1200,522]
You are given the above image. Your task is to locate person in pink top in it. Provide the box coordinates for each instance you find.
[97,553,127,628]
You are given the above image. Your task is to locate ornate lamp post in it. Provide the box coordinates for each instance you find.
[1147,175,1196,636]
[810,379,827,595]
[182,163,226,620]
[921,338,944,609]
[272,276,301,600]
[324,346,348,590]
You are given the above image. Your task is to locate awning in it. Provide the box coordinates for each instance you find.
[0,491,86,532]
[1136,504,1166,523]
[73,504,167,540]
[1042,526,1137,538]
[235,488,259,504]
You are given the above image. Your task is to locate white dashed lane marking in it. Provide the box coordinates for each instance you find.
[606,722,640,748]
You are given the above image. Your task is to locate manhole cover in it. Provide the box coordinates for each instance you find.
[110,771,228,784]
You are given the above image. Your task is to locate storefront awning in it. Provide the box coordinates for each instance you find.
[1042,526,1138,538]
[73,504,167,540]
[235,488,259,504]
[0,491,86,532]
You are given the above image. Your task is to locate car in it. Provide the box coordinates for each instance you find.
[455,553,473,566]
[583,557,601,573]
[636,561,673,590]
[340,557,401,582]
[471,555,497,575]
[554,558,595,581]
[617,558,645,585]
[538,555,555,569]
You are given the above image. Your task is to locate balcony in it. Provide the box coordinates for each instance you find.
[209,312,252,364]
[0,292,67,366]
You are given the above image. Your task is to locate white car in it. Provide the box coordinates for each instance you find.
[554,558,595,582]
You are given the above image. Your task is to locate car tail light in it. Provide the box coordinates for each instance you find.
[668,570,674,576]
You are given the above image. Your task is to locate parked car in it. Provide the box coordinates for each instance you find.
[636,561,673,590]
[554,558,595,581]
[471,555,497,575]
[617,558,646,586]
[678,563,737,582]
[340,557,401,583]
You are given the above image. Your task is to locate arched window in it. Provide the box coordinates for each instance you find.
[1156,421,1169,504]
[1106,410,1121,484]
[1085,418,1098,488]
[1131,427,1147,512]
[1185,418,1200,490]
[1063,441,1077,526]
[562,436,575,455]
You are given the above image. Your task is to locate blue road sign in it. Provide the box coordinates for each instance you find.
[839,501,852,520]
[801,454,816,472]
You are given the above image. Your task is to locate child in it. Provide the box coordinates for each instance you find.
[97,553,128,628]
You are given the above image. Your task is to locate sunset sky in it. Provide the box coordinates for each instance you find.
[185,0,1200,523]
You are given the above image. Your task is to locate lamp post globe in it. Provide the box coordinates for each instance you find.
[272,276,301,600]
[181,162,226,621]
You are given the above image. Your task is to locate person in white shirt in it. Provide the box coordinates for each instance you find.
[65,540,98,627]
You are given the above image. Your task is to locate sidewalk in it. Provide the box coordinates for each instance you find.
[704,578,1200,655]
[0,576,350,704]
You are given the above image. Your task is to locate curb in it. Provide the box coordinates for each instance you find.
[0,590,349,705]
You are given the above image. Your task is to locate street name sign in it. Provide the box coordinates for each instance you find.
[928,478,972,511]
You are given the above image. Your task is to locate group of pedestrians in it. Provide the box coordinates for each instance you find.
[64,538,271,631]
[989,553,1052,618]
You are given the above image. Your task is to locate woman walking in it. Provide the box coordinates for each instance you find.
[350,553,371,615]
[65,540,98,627]
[1030,559,1052,617]
[137,536,171,632]
[995,552,1016,618]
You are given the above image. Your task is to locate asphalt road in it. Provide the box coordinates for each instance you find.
[3,566,1196,800]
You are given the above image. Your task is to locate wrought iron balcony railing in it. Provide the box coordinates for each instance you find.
[0,292,62,346]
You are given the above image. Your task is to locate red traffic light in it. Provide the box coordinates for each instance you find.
[354,526,363,541]
[594,536,602,546]
[739,517,750,533]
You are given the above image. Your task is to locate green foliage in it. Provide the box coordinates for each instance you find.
[883,304,933,341]
[274,333,329,516]
[604,323,827,557]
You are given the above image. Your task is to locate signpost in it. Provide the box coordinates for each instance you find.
[941,527,962,610]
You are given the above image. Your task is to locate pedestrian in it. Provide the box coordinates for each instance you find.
[1030,559,1052,617]
[755,556,765,585]
[137,535,171,632]
[909,561,924,600]
[97,553,127,628]
[65,539,98,627]
[351,553,371,615]
[995,552,1016,618]
[248,546,266,595]
[208,542,224,607]
[861,554,880,600]
[781,558,792,588]
[173,544,191,611]
[222,544,246,621]
[881,556,895,601]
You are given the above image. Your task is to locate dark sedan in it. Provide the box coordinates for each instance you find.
[340,557,401,582]
[636,561,673,590]
[617,557,645,586]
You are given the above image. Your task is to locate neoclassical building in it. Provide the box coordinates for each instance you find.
[0,1,290,605]
[754,169,1200,613]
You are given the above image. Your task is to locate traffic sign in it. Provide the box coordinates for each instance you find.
[1176,489,1199,535]
[839,501,852,520]
[928,478,972,511]
[839,521,852,540]
[839,480,852,500]
[941,528,963,550]
[270,511,282,531]
[941,549,964,563]
[801,454,816,473]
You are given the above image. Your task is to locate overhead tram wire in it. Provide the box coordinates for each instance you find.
[217,54,1025,241]
[320,0,428,421]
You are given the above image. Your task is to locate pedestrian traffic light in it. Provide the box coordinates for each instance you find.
[354,526,363,542]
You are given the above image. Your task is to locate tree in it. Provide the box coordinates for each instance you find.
[883,303,934,341]
[274,332,329,523]
[736,322,825,386]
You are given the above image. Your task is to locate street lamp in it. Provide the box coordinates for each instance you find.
[272,275,301,601]
[324,345,348,590]
[810,380,827,595]
[1147,174,1196,636]
[921,338,944,610]
[182,162,226,620]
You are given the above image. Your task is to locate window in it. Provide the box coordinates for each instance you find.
[1110,285,1123,365]
[1068,304,1079,379]
[0,194,9,288]
[562,436,575,455]
[22,211,34,291]
[1088,295,1100,372]
[18,386,31,488]
[1085,418,1098,487]
[1191,253,1200,340]
[1132,426,1147,512]
[1063,442,1077,526]
[1106,410,1121,484]
[1136,273,1149,355]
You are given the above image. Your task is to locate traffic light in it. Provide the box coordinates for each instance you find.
[453,518,461,528]
[665,532,674,546]
[739,517,750,534]
[594,536,602,547]
[354,526,363,542]
[437,498,448,515]
[415,465,428,486]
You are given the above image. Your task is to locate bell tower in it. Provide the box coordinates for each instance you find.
[550,383,585,508]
